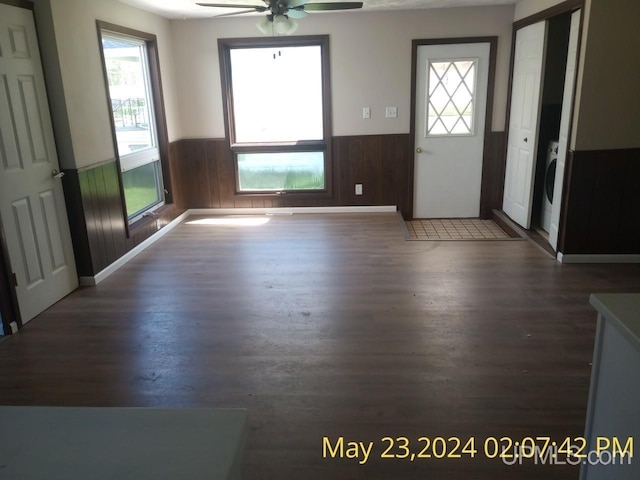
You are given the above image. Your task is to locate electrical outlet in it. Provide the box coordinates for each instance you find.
[355,184,363,195]
[362,107,371,119]
[385,106,397,118]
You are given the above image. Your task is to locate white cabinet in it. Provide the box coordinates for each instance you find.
[581,294,640,480]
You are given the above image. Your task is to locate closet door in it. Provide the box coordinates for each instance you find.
[549,10,581,250]
[502,21,547,228]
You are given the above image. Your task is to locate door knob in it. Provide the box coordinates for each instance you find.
[52,169,65,179]
[416,147,423,153]
[523,138,528,143]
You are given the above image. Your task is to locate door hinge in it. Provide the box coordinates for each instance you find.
[12,272,18,287]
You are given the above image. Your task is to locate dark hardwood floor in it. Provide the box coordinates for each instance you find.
[1,213,639,479]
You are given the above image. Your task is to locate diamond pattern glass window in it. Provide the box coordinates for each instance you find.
[426,59,477,136]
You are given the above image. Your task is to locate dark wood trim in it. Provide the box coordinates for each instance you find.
[95,21,173,232]
[555,7,586,251]
[217,35,333,197]
[410,36,499,220]
[230,141,327,153]
[513,0,584,30]
[480,131,507,218]
[146,39,173,205]
[0,0,33,10]
[95,20,158,42]
[0,214,22,334]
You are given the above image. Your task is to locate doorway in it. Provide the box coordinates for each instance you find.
[411,39,496,219]
[502,6,582,251]
[530,13,573,241]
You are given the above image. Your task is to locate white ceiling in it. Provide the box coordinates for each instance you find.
[118,0,518,20]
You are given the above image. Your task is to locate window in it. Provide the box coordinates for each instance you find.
[99,27,165,222]
[219,36,332,194]
[426,59,477,136]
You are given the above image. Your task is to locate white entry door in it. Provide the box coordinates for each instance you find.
[413,42,490,218]
[0,4,77,324]
[549,10,581,250]
[502,21,547,228]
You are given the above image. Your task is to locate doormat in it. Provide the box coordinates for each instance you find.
[404,218,519,241]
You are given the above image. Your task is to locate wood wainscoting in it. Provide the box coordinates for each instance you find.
[169,133,507,219]
[169,135,413,213]
[481,131,507,219]
[559,147,640,254]
[62,160,184,277]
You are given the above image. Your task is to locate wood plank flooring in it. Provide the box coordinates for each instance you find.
[1,213,639,479]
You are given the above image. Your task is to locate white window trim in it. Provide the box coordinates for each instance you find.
[425,57,479,138]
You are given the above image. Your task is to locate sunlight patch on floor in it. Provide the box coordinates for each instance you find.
[186,216,270,227]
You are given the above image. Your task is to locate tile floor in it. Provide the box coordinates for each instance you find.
[405,218,512,240]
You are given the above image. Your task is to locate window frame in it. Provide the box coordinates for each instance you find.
[425,57,479,138]
[218,35,333,197]
[96,21,172,231]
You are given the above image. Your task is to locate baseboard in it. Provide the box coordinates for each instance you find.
[79,206,397,286]
[557,253,640,264]
[79,210,191,286]
[189,206,397,216]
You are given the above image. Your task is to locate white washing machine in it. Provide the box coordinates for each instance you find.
[541,140,559,233]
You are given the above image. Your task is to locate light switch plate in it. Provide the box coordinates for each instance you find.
[385,106,397,118]
[362,107,371,119]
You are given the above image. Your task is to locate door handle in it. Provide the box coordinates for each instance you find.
[523,138,528,143]
[416,147,423,153]
[52,169,65,179]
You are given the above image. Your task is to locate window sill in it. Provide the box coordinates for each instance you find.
[234,190,332,199]
[128,204,180,234]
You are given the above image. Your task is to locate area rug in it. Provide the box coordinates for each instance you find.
[404,218,519,241]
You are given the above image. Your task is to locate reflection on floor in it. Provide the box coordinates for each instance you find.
[3,213,640,479]
[406,218,512,240]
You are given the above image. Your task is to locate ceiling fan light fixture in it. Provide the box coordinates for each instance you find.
[272,15,297,36]
[200,1,363,36]
[256,16,273,34]
[286,17,299,34]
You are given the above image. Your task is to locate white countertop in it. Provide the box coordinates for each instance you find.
[590,293,640,350]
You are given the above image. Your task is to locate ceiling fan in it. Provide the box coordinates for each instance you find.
[196,1,364,35]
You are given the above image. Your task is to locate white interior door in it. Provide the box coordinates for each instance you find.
[0,4,77,324]
[549,10,581,250]
[502,21,547,228]
[413,42,490,218]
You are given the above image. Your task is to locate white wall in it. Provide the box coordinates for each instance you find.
[171,6,514,139]
[515,0,640,150]
[39,0,180,169]
[514,0,565,21]
[572,0,640,150]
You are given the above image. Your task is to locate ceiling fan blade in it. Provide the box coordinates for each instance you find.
[286,8,309,19]
[196,3,265,9]
[302,2,363,11]
[215,8,264,17]
[287,0,309,7]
